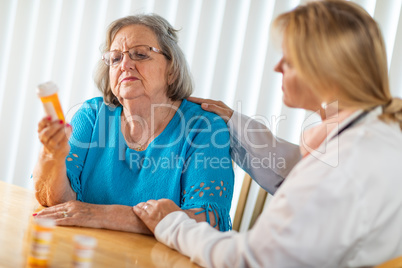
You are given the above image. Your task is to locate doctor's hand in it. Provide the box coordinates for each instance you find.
[187,96,234,123]
[133,199,181,233]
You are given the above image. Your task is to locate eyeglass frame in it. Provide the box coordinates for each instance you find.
[102,45,170,66]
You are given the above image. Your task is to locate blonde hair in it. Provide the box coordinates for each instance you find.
[94,14,193,106]
[273,0,402,130]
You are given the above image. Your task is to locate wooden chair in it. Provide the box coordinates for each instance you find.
[232,173,270,232]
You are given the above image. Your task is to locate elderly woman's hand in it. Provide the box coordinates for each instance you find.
[133,199,182,233]
[187,97,234,123]
[33,200,106,229]
[37,116,72,159]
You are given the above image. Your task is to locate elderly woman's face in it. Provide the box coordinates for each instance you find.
[109,24,170,103]
[274,45,320,111]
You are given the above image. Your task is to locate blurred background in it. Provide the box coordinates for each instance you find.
[0,0,401,222]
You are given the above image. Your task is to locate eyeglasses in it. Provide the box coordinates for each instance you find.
[102,45,168,66]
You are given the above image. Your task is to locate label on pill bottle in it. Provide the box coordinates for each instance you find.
[37,81,65,121]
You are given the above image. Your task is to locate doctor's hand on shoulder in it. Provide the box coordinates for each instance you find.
[187,96,234,123]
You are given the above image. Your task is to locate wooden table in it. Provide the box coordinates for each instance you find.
[0,181,200,267]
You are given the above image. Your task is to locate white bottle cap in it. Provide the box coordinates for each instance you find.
[34,218,56,228]
[37,81,58,97]
[74,235,97,248]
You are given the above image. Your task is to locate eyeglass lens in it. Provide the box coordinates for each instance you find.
[105,46,153,66]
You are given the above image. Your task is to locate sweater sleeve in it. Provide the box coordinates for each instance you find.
[179,113,234,231]
[65,98,101,201]
[227,111,301,195]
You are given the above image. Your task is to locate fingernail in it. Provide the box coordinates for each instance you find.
[202,103,208,109]
[66,123,71,128]
[32,213,37,216]
[47,116,52,121]
[59,120,64,124]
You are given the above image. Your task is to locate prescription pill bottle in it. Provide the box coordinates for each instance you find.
[37,81,65,122]
[72,235,97,268]
[27,218,56,267]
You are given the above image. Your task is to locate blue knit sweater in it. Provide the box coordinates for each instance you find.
[66,97,234,231]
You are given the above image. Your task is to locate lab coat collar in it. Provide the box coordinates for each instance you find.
[325,106,382,142]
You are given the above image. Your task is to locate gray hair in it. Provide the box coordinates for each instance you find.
[94,14,193,106]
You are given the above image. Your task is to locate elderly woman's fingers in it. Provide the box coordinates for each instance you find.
[187,97,234,123]
[37,116,52,132]
[38,117,65,131]
[35,210,81,227]
[38,121,65,145]
[38,120,72,158]
[35,210,68,220]
[47,124,72,148]
[33,200,103,228]
[34,201,71,216]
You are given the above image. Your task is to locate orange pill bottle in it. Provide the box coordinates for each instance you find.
[27,218,56,267]
[37,81,65,122]
[72,235,97,268]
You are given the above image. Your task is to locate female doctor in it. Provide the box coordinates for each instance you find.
[133,1,402,267]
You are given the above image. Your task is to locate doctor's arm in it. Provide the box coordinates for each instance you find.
[187,97,301,195]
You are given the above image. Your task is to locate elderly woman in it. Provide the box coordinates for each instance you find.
[33,14,234,233]
[134,1,402,267]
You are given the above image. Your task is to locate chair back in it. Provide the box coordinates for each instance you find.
[232,173,271,232]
